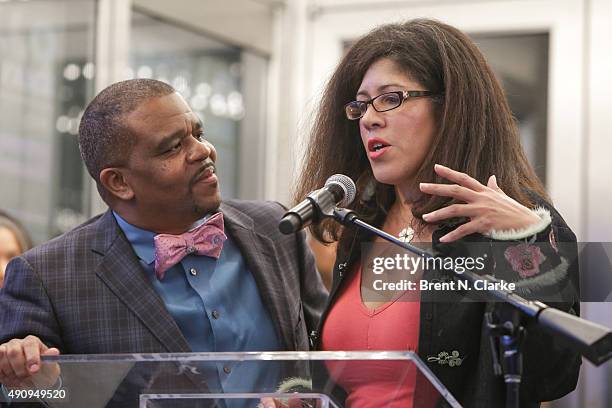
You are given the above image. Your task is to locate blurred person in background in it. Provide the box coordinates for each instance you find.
[0,210,32,289]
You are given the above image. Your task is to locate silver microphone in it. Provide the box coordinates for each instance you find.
[278,174,356,235]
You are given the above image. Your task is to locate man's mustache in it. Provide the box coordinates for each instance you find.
[190,161,216,187]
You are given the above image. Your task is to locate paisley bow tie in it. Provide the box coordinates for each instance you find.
[153,212,227,280]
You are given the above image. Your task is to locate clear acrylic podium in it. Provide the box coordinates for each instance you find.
[3,351,461,407]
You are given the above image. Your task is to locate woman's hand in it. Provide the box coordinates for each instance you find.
[419,164,541,242]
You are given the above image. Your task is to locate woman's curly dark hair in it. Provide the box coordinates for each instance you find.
[294,19,549,244]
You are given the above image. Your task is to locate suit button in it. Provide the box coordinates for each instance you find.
[189,268,197,276]
[424,312,433,320]
[223,366,231,374]
[212,310,220,319]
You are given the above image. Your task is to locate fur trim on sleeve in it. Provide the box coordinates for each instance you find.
[485,207,552,241]
[276,377,313,392]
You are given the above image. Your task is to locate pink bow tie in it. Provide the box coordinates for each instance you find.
[153,212,227,280]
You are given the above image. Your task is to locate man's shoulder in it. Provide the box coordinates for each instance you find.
[221,199,298,242]
[21,212,111,262]
[221,199,286,220]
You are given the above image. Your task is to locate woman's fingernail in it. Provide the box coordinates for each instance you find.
[422,213,430,220]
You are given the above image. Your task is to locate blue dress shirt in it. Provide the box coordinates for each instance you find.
[113,212,282,406]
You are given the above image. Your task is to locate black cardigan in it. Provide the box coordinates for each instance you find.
[310,197,581,407]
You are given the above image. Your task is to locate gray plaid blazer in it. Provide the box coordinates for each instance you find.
[0,199,327,355]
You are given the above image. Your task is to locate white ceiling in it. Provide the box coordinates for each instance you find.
[0,1,96,32]
[130,11,233,55]
[0,0,282,56]
[132,0,284,56]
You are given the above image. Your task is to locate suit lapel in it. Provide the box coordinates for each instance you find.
[220,203,295,350]
[92,211,191,353]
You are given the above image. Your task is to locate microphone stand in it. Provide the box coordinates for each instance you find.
[329,207,612,408]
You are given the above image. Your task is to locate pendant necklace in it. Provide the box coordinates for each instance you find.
[398,226,415,243]
[394,206,415,243]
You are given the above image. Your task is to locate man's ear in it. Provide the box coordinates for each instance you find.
[99,168,135,201]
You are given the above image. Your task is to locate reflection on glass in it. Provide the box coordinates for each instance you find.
[0,0,96,243]
[470,33,549,186]
[0,352,455,408]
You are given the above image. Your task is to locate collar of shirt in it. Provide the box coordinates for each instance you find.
[112,211,214,265]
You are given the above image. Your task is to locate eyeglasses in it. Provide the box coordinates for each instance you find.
[344,90,439,120]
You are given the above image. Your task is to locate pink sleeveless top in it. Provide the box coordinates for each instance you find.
[321,265,437,408]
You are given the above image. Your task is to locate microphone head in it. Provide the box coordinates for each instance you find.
[324,174,356,207]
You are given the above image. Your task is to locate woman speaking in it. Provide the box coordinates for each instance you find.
[293,19,580,408]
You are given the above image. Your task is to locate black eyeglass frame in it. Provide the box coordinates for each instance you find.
[344,90,441,120]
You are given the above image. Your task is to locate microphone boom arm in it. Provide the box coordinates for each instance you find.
[330,207,612,366]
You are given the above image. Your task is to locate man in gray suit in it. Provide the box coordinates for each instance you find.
[0,79,327,398]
